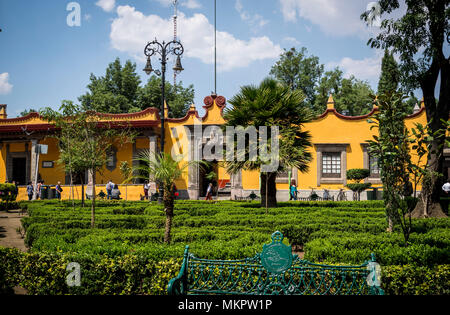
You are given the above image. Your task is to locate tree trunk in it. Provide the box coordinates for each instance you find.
[91,172,96,229]
[260,172,277,208]
[70,172,75,209]
[411,56,449,218]
[387,217,394,233]
[80,173,85,208]
[163,185,175,244]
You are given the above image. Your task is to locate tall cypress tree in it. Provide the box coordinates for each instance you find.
[378,49,401,95]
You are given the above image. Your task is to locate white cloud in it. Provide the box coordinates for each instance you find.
[155,0,201,9]
[0,73,13,95]
[96,0,116,12]
[327,52,383,82]
[279,0,369,37]
[235,0,268,31]
[182,0,201,9]
[110,5,282,71]
[155,0,172,6]
[283,36,301,46]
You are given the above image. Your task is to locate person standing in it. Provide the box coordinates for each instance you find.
[37,180,43,200]
[106,180,114,200]
[205,183,213,201]
[26,182,34,201]
[143,181,150,200]
[55,181,63,200]
[290,181,298,201]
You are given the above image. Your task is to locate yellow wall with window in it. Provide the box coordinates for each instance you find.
[1,96,430,201]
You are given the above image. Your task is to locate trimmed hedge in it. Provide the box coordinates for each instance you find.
[0,247,181,295]
[2,200,448,295]
[382,265,450,295]
[1,247,449,295]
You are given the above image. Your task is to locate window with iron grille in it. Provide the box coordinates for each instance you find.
[322,153,341,177]
[369,155,380,177]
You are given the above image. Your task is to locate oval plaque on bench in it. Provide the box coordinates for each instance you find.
[260,231,293,274]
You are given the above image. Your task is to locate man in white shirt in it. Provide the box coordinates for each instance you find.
[106,180,114,200]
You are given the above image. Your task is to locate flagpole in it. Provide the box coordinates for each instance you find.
[214,0,217,94]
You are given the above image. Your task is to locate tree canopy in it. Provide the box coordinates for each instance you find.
[79,58,195,118]
[362,0,450,217]
[270,47,324,112]
[270,47,375,116]
[314,68,375,116]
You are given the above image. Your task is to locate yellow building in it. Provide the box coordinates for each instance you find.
[0,94,431,201]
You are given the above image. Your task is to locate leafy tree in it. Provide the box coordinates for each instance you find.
[346,169,372,201]
[42,102,135,228]
[315,69,375,116]
[337,77,374,116]
[378,49,401,95]
[79,58,142,114]
[19,109,37,117]
[41,101,89,207]
[78,58,195,118]
[367,92,414,242]
[138,76,195,118]
[314,68,343,112]
[361,0,450,218]
[224,78,313,208]
[270,47,324,112]
[409,121,449,218]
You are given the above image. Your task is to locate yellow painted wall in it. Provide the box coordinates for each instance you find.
[38,138,66,185]
[0,145,6,183]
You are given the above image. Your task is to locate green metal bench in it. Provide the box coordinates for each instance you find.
[168,231,384,295]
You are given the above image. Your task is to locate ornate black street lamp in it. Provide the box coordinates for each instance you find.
[143,39,184,202]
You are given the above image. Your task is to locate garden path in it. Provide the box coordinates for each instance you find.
[0,209,28,295]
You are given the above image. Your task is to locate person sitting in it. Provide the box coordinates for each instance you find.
[111,184,121,200]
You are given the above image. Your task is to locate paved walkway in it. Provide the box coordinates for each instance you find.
[0,210,27,252]
[0,209,28,295]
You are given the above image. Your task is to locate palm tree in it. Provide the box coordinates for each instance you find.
[133,151,201,244]
[224,77,313,208]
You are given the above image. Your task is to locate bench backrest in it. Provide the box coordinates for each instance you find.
[173,231,384,295]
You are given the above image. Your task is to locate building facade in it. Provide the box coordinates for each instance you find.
[0,94,431,201]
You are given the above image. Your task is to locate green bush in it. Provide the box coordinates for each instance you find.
[0,247,23,294]
[0,183,18,203]
[382,265,450,295]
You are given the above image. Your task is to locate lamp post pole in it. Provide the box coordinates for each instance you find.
[143,39,184,203]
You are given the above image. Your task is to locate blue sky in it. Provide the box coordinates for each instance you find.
[0,0,426,117]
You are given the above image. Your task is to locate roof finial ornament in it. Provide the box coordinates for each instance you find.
[327,94,335,110]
